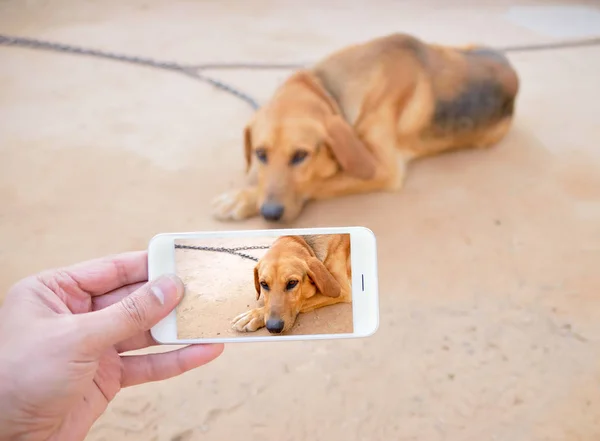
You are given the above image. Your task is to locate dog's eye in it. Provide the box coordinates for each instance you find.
[255,148,268,164]
[289,150,308,166]
[260,281,269,290]
[286,280,298,290]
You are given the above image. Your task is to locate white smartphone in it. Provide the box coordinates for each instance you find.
[149,226,379,344]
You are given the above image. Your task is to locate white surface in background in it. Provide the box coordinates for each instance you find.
[505,5,600,38]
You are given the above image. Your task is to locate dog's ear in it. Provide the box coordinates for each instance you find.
[292,70,342,115]
[325,115,378,180]
[306,257,341,298]
[291,71,378,180]
[244,124,253,174]
[253,264,261,300]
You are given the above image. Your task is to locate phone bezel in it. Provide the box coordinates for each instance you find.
[149,226,379,344]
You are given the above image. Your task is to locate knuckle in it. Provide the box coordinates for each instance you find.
[118,295,148,331]
[5,277,34,298]
[175,348,187,374]
[112,258,130,288]
[140,355,156,383]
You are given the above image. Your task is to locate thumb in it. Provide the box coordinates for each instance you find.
[80,274,184,351]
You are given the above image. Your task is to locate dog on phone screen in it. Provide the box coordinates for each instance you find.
[211,32,519,223]
[231,234,351,334]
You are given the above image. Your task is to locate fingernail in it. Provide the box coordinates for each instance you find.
[151,284,165,305]
[150,274,183,305]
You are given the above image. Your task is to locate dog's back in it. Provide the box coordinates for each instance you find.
[312,33,519,154]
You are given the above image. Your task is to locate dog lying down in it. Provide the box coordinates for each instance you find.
[231,234,351,334]
[211,32,520,223]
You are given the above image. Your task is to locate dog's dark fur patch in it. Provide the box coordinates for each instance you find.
[301,234,328,262]
[430,80,514,135]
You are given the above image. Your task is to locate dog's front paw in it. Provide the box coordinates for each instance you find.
[211,187,259,221]
[231,307,265,332]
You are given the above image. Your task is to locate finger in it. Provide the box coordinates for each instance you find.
[39,251,148,297]
[92,282,158,352]
[121,344,224,387]
[79,274,184,352]
[115,332,158,354]
[92,282,146,311]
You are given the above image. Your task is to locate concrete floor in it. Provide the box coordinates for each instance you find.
[1,1,599,440]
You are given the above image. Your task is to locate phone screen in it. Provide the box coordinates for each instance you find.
[174,233,353,339]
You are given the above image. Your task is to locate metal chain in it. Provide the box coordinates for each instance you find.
[0,34,262,110]
[179,69,261,110]
[499,36,600,53]
[174,244,270,262]
[2,33,599,109]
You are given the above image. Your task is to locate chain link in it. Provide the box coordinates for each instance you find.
[174,244,270,262]
[0,34,184,70]
[2,33,600,110]
[0,34,262,110]
[499,37,600,53]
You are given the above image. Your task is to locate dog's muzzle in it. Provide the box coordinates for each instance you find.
[260,203,285,221]
[266,318,285,334]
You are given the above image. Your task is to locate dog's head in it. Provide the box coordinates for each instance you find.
[243,70,377,222]
[253,236,341,334]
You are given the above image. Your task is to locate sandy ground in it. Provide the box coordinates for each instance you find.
[174,236,353,338]
[1,0,600,440]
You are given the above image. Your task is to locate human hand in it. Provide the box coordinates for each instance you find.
[0,251,223,441]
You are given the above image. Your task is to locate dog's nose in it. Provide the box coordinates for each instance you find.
[260,203,285,221]
[266,318,285,334]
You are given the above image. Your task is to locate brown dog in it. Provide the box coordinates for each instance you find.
[212,33,519,222]
[231,234,352,334]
